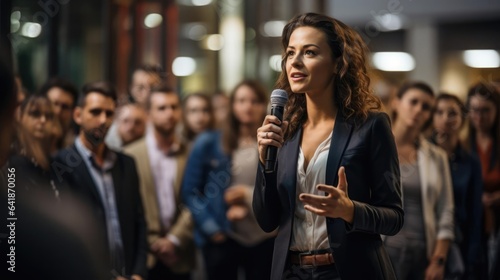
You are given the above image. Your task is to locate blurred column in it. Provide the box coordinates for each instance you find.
[406,20,439,90]
[219,0,244,92]
[0,0,12,61]
[298,0,326,14]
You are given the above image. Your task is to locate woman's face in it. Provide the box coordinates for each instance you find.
[184,96,212,134]
[433,99,463,135]
[21,103,54,140]
[285,26,336,95]
[395,88,434,130]
[468,95,497,134]
[232,85,266,126]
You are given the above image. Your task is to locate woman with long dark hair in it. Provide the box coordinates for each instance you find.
[385,82,455,280]
[182,80,275,280]
[465,82,500,279]
[254,13,403,280]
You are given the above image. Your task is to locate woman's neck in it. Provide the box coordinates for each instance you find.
[475,131,492,152]
[239,123,259,140]
[305,91,337,127]
[476,130,492,141]
[435,132,459,156]
[393,120,420,146]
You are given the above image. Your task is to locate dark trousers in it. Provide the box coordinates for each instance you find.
[202,237,275,280]
[282,263,340,280]
[148,261,191,280]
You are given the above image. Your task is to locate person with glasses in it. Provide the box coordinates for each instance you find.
[129,64,163,108]
[432,93,484,279]
[465,82,500,279]
[40,77,79,151]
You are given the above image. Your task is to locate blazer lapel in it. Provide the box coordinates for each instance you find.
[110,155,123,212]
[71,145,105,209]
[325,112,353,248]
[174,151,187,204]
[282,128,302,211]
[326,112,353,186]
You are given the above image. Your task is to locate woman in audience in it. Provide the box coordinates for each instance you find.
[181,93,214,147]
[10,94,61,200]
[465,82,500,279]
[386,81,455,280]
[432,93,484,279]
[182,80,275,280]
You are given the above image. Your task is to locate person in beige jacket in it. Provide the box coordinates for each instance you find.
[386,81,455,280]
[125,85,194,280]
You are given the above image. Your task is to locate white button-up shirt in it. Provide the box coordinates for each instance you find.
[290,132,332,252]
[146,130,177,231]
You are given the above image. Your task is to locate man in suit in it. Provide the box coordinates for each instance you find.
[124,85,194,280]
[53,81,148,280]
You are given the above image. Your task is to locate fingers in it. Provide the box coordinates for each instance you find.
[337,166,348,194]
[257,115,286,161]
[304,204,327,216]
[261,114,282,126]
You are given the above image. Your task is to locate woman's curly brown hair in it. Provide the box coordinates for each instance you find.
[276,13,381,140]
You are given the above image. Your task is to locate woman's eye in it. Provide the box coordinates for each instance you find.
[305,50,315,55]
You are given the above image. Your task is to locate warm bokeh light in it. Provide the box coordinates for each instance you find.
[372,52,416,72]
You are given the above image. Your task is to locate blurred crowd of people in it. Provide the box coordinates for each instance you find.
[1,46,500,280]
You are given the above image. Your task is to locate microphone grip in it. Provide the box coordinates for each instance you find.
[264,105,285,173]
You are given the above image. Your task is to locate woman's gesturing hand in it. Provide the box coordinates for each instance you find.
[257,115,288,164]
[299,166,355,224]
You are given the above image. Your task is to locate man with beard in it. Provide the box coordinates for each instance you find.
[53,81,148,280]
[124,85,195,280]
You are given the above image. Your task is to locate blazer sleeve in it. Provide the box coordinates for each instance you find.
[253,163,282,232]
[168,206,194,247]
[181,133,221,237]
[348,113,404,236]
[435,149,455,241]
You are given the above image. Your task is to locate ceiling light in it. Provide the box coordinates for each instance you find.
[192,0,212,6]
[269,55,282,72]
[204,34,224,51]
[261,20,286,37]
[21,22,42,38]
[172,57,196,77]
[463,50,500,68]
[372,52,415,72]
[144,13,163,29]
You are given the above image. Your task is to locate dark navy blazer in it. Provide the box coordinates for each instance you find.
[53,145,148,279]
[253,112,404,280]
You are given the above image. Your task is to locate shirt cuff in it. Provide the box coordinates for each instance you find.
[167,234,181,247]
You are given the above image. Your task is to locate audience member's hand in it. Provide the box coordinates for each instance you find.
[227,204,249,221]
[483,191,500,207]
[151,237,178,266]
[211,231,226,244]
[131,275,143,280]
[257,115,288,164]
[425,262,445,280]
[224,185,248,205]
[299,167,354,223]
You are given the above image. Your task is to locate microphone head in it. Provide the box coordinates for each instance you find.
[270,89,288,107]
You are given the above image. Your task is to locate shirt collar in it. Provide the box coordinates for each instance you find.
[146,127,184,156]
[75,137,116,171]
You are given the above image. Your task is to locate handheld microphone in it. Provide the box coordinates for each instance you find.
[265,89,288,173]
